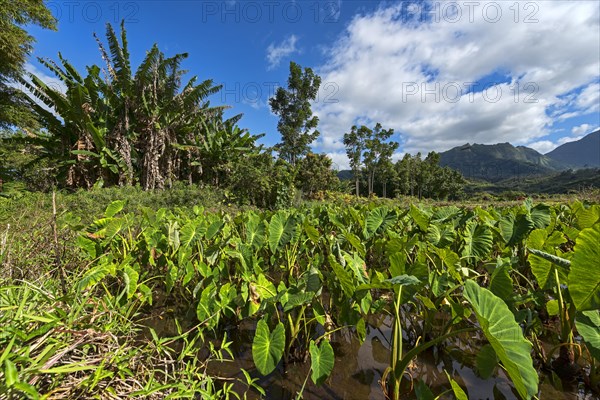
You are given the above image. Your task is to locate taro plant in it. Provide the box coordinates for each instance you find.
[528,223,600,380]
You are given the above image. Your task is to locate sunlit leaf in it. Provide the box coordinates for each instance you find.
[310,339,334,385]
[252,319,285,376]
[463,280,538,399]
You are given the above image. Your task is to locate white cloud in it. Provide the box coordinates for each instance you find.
[327,151,350,170]
[528,140,558,154]
[527,127,592,154]
[572,123,597,136]
[312,1,600,165]
[266,35,299,70]
[575,82,600,114]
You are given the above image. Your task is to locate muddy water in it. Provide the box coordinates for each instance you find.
[204,315,597,400]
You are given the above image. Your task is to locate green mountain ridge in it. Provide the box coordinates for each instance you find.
[545,130,600,168]
[439,142,566,182]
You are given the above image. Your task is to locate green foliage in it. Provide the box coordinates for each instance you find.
[252,318,285,375]
[309,339,334,385]
[394,151,466,200]
[0,1,56,129]
[17,22,276,193]
[295,152,339,198]
[569,224,600,311]
[463,280,539,399]
[2,193,600,398]
[270,62,321,166]
[576,311,600,361]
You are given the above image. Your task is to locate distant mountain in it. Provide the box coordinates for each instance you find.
[545,130,600,168]
[440,142,565,182]
[337,169,353,180]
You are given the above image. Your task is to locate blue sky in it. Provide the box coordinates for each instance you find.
[25,1,600,169]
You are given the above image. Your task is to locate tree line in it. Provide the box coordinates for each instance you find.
[343,124,465,200]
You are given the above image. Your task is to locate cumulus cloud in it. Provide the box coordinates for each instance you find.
[572,123,597,136]
[266,35,299,70]
[528,140,558,154]
[575,83,600,114]
[527,124,595,154]
[312,1,600,165]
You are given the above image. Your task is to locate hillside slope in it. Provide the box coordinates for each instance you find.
[546,130,600,168]
[440,142,565,182]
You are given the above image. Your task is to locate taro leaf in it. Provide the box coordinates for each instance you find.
[527,247,571,281]
[252,319,285,376]
[427,224,456,248]
[283,292,314,312]
[431,205,461,222]
[344,232,366,257]
[444,371,468,400]
[312,300,326,325]
[305,267,321,293]
[546,300,559,316]
[304,221,320,245]
[528,203,551,230]
[499,212,533,247]
[463,280,538,400]
[434,247,460,274]
[122,265,139,299]
[462,220,493,261]
[489,259,513,301]
[105,200,126,218]
[268,212,296,253]
[329,255,355,298]
[246,213,266,249]
[344,252,368,283]
[77,235,97,258]
[77,264,115,292]
[364,207,395,239]
[355,274,420,292]
[568,225,600,311]
[575,310,600,361]
[415,379,435,400]
[104,218,124,242]
[527,229,567,249]
[575,203,600,229]
[526,229,568,289]
[205,220,224,240]
[476,344,498,379]
[389,252,406,277]
[252,274,277,301]
[410,204,430,232]
[167,222,180,251]
[309,339,335,385]
[196,283,218,324]
[180,220,207,248]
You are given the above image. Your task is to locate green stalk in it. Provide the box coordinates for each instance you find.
[554,268,572,344]
[391,286,403,400]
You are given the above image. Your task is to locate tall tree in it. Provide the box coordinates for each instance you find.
[0,0,56,128]
[343,125,369,197]
[269,61,321,167]
[363,123,397,195]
